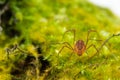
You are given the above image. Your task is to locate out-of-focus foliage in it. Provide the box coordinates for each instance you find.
[0,0,120,80]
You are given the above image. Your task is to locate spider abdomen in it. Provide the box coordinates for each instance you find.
[74,40,86,56]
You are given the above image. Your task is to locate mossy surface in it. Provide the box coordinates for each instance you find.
[0,0,120,80]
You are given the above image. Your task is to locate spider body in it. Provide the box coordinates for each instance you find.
[58,29,120,58]
[58,30,97,56]
[74,40,86,56]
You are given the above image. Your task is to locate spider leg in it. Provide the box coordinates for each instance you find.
[61,42,74,50]
[58,45,73,55]
[85,44,100,61]
[62,29,76,44]
[86,30,98,47]
[86,44,99,54]
[55,42,74,50]
[86,33,120,60]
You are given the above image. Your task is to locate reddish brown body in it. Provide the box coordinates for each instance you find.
[74,40,86,56]
[58,29,100,57]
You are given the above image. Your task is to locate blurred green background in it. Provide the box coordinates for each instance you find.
[0,0,120,80]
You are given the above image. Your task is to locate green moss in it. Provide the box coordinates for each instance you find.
[0,0,120,80]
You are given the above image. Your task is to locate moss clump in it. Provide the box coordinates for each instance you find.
[0,0,120,80]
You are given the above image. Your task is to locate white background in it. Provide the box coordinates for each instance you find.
[89,0,120,17]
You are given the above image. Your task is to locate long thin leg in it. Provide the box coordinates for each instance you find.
[58,45,73,55]
[98,34,120,52]
[86,44,99,54]
[95,33,120,56]
[85,44,99,61]
[87,33,120,60]
[54,42,74,50]
[62,29,76,44]
[86,30,98,47]
[57,45,73,69]
[61,42,74,50]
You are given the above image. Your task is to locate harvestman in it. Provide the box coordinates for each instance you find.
[58,29,120,58]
